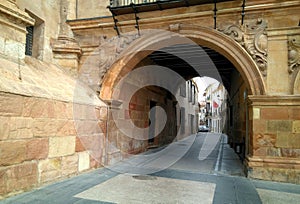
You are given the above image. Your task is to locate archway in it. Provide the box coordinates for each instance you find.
[99,24,266,174]
[100,24,266,100]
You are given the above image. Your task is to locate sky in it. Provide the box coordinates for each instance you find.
[193,76,220,102]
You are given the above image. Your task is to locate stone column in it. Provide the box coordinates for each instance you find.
[0,0,34,62]
[52,0,81,75]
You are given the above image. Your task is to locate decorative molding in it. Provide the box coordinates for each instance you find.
[219,19,268,76]
[0,0,34,29]
[288,37,300,74]
[98,34,140,85]
[247,95,300,106]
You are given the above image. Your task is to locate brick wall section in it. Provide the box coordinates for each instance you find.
[0,92,107,197]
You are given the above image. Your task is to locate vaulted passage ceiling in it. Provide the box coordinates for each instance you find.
[147,44,235,93]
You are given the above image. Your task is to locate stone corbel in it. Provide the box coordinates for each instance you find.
[218,19,268,76]
[288,37,300,74]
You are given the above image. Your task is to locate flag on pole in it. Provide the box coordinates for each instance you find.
[213,101,219,108]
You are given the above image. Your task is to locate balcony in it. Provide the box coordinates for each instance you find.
[108,0,234,15]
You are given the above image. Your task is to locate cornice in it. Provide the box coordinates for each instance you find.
[247,95,300,106]
[67,1,300,31]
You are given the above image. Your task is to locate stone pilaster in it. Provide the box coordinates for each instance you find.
[246,95,300,184]
[0,0,34,62]
[52,0,81,75]
[102,100,123,166]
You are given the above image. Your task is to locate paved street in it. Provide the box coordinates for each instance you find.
[1,133,300,204]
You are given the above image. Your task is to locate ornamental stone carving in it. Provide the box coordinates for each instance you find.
[288,37,300,74]
[98,34,140,83]
[219,19,268,76]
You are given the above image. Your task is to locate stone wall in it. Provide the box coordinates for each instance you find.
[0,56,107,198]
[246,96,300,184]
[227,69,247,156]
[16,0,61,62]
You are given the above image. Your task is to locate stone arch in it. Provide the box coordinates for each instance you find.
[100,24,266,100]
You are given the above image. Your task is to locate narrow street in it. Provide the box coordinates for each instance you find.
[1,133,300,204]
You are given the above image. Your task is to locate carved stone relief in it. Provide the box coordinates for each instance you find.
[98,34,140,83]
[288,37,300,74]
[218,19,268,76]
[76,33,139,95]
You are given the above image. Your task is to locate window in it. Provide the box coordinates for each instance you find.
[188,81,192,102]
[180,107,185,134]
[192,84,196,105]
[25,26,34,56]
[24,10,44,59]
[180,81,186,97]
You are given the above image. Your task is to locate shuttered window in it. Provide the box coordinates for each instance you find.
[25,26,34,56]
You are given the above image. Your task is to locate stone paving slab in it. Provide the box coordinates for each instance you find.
[75,174,216,204]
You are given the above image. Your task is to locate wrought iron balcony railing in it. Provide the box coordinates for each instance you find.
[109,0,234,9]
[110,0,158,7]
[108,0,242,36]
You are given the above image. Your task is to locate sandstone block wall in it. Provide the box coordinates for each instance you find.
[0,55,108,198]
[247,96,300,184]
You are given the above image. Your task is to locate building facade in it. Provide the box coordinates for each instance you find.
[204,82,227,133]
[0,0,300,198]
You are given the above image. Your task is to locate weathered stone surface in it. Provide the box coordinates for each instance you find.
[96,106,108,121]
[252,108,260,119]
[23,98,55,118]
[75,137,85,152]
[53,101,69,119]
[32,119,60,137]
[292,120,300,133]
[266,147,282,157]
[48,136,76,158]
[276,133,300,149]
[56,120,77,136]
[0,93,23,116]
[0,168,7,195]
[255,133,276,147]
[253,119,266,134]
[0,116,10,140]
[0,140,26,166]
[61,154,78,176]
[281,148,300,158]
[267,120,292,133]
[9,117,33,139]
[78,151,90,172]
[276,132,289,148]
[38,158,62,183]
[249,167,300,184]
[261,108,289,120]
[6,161,38,193]
[26,138,49,160]
[75,120,102,136]
[288,108,300,120]
[73,104,99,120]
[253,147,268,156]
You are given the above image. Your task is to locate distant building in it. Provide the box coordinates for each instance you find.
[202,83,227,133]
